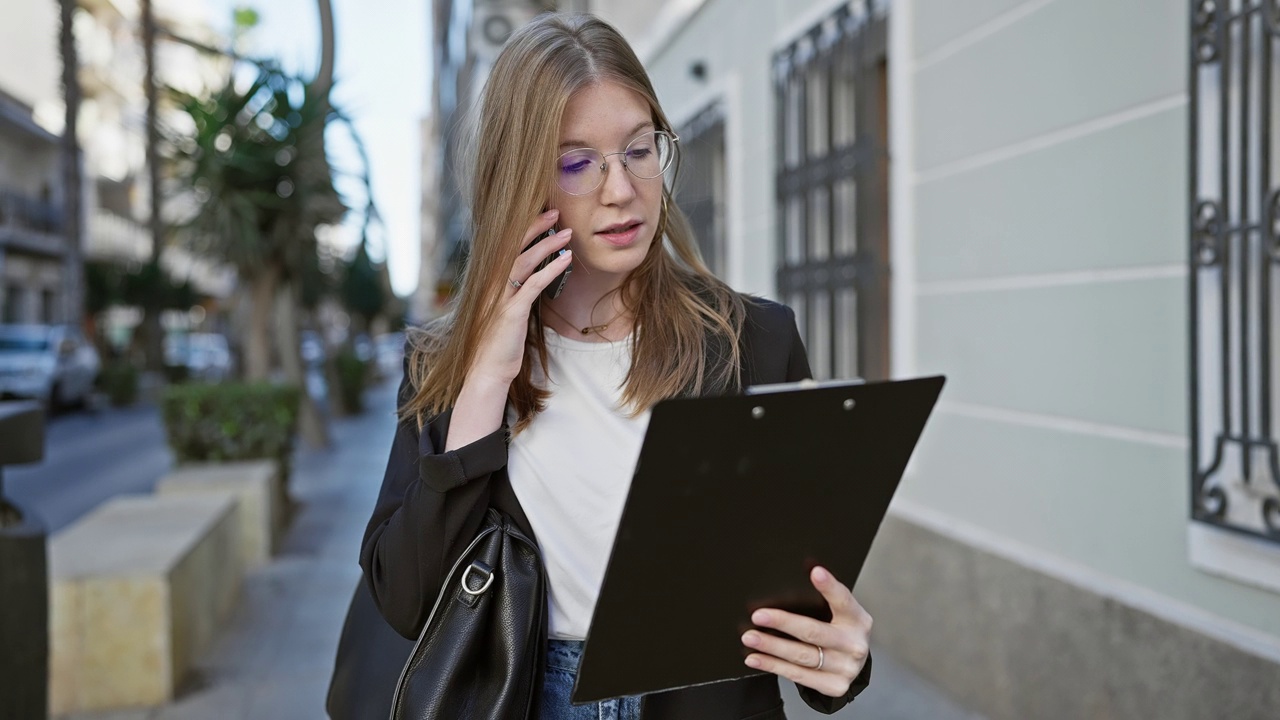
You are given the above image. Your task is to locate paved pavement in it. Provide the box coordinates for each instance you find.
[67,376,987,720]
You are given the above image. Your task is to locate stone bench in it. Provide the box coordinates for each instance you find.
[156,460,280,571]
[48,493,241,714]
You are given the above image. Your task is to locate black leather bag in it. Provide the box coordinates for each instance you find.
[389,508,548,720]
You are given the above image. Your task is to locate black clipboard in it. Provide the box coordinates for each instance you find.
[570,374,946,703]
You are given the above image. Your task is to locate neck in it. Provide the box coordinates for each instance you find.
[541,271,632,342]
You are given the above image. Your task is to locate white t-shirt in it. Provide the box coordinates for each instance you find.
[506,327,651,640]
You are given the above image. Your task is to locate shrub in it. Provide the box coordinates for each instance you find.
[96,360,139,407]
[160,382,300,477]
[334,347,370,414]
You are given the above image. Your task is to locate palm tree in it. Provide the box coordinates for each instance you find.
[59,0,83,327]
[169,67,346,378]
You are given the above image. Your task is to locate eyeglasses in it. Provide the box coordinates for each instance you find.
[554,130,679,196]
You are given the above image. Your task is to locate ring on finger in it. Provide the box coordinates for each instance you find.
[509,278,523,289]
[812,645,824,671]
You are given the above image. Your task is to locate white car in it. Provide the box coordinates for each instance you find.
[0,324,101,408]
[165,332,233,382]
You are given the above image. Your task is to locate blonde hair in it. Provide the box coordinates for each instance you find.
[402,12,745,432]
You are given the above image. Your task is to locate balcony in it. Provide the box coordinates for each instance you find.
[0,191,66,258]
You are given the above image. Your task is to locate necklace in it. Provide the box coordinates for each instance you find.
[541,301,628,337]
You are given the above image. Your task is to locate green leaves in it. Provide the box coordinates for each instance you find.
[168,66,346,280]
[161,382,301,476]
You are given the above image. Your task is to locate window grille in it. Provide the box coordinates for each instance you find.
[773,0,890,381]
[1189,0,1280,540]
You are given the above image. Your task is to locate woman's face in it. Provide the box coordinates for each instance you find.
[549,81,665,283]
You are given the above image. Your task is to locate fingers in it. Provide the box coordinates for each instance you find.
[741,566,874,699]
[743,651,854,700]
[811,566,872,630]
[748,608,846,655]
[512,246,573,303]
[742,628,826,671]
[520,208,562,250]
[512,228,573,287]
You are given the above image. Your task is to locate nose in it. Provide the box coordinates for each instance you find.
[599,156,638,206]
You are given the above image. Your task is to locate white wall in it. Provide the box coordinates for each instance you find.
[895,0,1280,651]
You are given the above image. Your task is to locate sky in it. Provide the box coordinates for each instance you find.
[202,0,430,298]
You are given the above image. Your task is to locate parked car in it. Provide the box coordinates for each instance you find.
[0,324,101,408]
[165,332,233,382]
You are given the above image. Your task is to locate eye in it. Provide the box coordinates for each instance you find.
[560,158,593,174]
[626,147,653,159]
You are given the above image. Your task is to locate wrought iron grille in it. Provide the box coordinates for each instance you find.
[1189,0,1280,540]
[676,102,727,276]
[773,1,889,382]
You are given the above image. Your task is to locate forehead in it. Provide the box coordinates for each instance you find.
[559,81,653,146]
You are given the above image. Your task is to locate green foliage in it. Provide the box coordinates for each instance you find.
[85,259,196,314]
[334,346,369,414]
[232,6,260,31]
[161,382,300,475]
[167,67,347,282]
[163,363,191,384]
[96,360,139,407]
[341,239,386,326]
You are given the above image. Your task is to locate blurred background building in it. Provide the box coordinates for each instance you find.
[0,0,233,347]
[419,0,1280,716]
[0,88,68,325]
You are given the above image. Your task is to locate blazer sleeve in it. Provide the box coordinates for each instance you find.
[359,355,510,639]
[779,307,874,714]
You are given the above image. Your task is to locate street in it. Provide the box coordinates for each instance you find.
[4,403,172,534]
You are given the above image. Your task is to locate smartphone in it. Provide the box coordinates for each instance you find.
[531,226,573,300]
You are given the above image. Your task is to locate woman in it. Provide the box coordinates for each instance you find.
[360,12,872,719]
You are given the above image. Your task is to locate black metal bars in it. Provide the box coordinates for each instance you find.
[773,1,889,382]
[1190,0,1280,540]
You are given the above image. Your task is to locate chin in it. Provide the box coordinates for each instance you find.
[579,243,652,278]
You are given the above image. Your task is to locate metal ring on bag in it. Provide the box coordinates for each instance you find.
[460,562,495,596]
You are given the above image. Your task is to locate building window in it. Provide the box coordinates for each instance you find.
[42,288,58,324]
[773,1,889,382]
[1189,0,1280,542]
[675,102,727,276]
[3,285,23,324]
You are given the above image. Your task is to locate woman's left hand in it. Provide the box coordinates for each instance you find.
[741,566,872,698]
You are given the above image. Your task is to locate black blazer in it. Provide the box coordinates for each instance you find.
[357,296,870,719]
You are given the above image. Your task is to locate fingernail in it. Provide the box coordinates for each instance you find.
[742,632,759,647]
[752,610,769,625]
[545,208,559,217]
[557,228,571,237]
[813,567,829,582]
[745,657,761,669]
[562,249,572,258]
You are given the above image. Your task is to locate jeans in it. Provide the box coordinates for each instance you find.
[540,639,642,720]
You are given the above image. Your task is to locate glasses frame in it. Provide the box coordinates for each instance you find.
[554,130,680,196]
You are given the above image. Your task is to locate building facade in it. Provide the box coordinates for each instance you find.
[0,90,71,325]
[0,0,231,336]
[418,0,1280,716]
[586,0,1280,716]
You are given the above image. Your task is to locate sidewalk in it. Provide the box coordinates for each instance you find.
[68,376,987,720]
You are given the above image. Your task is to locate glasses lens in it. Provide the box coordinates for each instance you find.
[557,148,603,195]
[624,132,673,180]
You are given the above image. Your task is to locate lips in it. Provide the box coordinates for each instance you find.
[596,219,644,247]
[598,219,642,235]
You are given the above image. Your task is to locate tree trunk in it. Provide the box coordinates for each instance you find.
[59,0,83,327]
[275,281,330,448]
[139,0,165,371]
[244,268,278,381]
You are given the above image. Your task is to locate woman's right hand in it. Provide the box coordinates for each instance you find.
[467,208,573,388]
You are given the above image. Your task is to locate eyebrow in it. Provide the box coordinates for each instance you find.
[559,120,655,150]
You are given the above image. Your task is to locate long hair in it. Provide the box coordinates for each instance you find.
[402,12,745,432]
